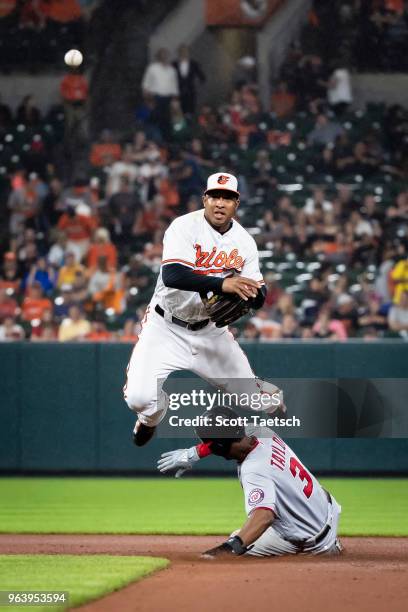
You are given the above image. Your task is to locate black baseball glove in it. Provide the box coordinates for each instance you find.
[202,293,252,328]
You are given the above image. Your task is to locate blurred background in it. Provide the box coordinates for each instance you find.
[0,0,407,344]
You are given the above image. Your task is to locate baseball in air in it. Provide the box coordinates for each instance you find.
[64,49,83,67]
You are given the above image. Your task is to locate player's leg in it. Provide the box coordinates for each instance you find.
[124,308,191,441]
[192,327,282,414]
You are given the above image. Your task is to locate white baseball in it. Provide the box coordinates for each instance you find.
[64,49,83,67]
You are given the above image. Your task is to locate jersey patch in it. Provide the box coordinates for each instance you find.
[248,488,265,506]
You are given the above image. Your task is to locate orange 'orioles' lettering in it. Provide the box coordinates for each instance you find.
[194,244,244,271]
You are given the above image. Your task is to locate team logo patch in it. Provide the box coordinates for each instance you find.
[217,174,230,185]
[248,488,264,506]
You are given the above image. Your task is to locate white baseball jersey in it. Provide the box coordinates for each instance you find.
[239,435,333,542]
[152,209,264,322]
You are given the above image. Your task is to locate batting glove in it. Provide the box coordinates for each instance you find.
[157,446,200,478]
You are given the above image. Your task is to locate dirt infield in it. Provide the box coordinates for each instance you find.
[0,535,407,612]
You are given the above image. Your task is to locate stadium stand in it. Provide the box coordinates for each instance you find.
[0,1,407,343]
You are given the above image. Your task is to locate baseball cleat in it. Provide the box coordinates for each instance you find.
[133,422,156,447]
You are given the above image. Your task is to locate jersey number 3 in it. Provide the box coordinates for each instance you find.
[290,457,313,498]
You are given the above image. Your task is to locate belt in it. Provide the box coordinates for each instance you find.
[285,489,333,551]
[155,304,210,331]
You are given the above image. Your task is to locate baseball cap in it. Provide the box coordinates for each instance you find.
[205,172,239,197]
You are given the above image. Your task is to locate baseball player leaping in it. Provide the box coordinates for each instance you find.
[124,172,285,447]
[158,406,343,558]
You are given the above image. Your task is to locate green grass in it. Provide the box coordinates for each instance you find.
[0,478,407,536]
[0,555,168,610]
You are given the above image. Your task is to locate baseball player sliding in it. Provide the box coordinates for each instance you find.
[124,172,285,448]
[158,406,343,558]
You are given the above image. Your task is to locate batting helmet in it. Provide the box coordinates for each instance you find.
[195,405,246,458]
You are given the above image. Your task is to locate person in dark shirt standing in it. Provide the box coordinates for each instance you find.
[173,45,206,116]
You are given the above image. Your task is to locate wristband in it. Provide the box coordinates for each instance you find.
[225,535,247,555]
[196,441,212,458]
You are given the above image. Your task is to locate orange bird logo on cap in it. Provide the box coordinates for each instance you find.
[217,175,230,184]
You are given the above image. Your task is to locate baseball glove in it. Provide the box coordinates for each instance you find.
[202,293,252,328]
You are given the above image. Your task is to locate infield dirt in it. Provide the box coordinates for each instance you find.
[0,535,407,612]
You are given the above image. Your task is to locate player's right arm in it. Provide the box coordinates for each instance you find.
[161,219,260,299]
[237,508,275,547]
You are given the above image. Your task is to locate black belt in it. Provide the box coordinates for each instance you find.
[285,490,333,551]
[155,304,210,331]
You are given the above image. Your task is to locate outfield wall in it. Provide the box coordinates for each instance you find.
[1,342,407,475]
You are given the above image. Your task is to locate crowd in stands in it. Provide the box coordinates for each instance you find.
[0,2,407,343]
[306,0,408,72]
[0,0,98,72]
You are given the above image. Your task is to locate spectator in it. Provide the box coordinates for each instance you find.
[270,81,296,118]
[122,254,153,304]
[250,309,281,341]
[53,286,76,320]
[0,287,18,321]
[251,149,276,191]
[87,228,118,271]
[169,97,189,142]
[388,290,408,334]
[308,113,344,147]
[168,147,202,204]
[358,296,388,332]
[85,319,112,342]
[57,205,97,262]
[7,173,41,236]
[106,144,139,197]
[23,256,56,295]
[88,256,123,313]
[142,48,179,139]
[57,251,85,288]
[390,255,408,304]
[333,293,359,336]
[108,176,141,248]
[21,282,52,322]
[304,187,333,215]
[173,44,205,116]
[48,231,69,268]
[60,68,89,142]
[312,306,348,340]
[58,305,91,342]
[16,94,41,126]
[0,316,25,342]
[59,177,94,214]
[90,130,122,167]
[42,178,64,227]
[327,66,352,115]
[30,308,57,341]
[281,314,300,338]
[0,253,20,295]
[31,322,58,342]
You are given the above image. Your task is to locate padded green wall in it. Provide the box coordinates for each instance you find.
[1,342,407,474]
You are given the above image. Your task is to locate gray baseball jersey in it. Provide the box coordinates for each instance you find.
[238,434,336,542]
